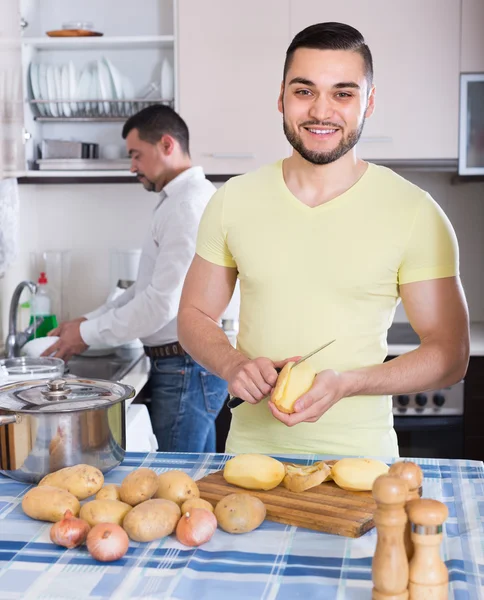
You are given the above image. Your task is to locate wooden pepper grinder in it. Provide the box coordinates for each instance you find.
[406,499,449,600]
[372,474,409,600]
[389,461,424,561]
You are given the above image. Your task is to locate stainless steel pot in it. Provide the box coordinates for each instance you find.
[0,376,135,483]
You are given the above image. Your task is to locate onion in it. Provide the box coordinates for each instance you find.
[86,523,129,562]
[176,508,217,547]
[50,510,90,549]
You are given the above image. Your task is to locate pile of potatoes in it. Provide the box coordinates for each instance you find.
[21,463,267,559]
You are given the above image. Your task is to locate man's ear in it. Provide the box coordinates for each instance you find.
[277,81,284,114]
[365,85,376,119]
[159,134,176,155]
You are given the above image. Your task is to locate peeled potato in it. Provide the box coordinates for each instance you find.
[282,461,331,493]
[331,458,390,491]
[271,361,316,414]
[223,454,285,491]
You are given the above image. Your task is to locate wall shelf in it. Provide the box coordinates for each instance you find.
[22,35,174,50]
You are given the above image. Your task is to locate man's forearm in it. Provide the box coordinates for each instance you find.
[342,338,469,398]
[178,307,246,380]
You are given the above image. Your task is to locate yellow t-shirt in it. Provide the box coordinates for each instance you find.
[196,160,459,458]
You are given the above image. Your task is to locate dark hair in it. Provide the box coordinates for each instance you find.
[283,22,373,88]
[122,104,190,155]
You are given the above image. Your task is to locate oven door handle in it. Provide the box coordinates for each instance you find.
[393,416,463,431]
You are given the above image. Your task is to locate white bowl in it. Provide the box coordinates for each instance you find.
[22,336,60,358]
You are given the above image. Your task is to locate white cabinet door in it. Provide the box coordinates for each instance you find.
[178,0,291,174]
[461,0,484,72]
[1,0,25,177]
[290,0,460,160]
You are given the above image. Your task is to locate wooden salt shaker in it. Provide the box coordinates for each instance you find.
[389,461,424,561]
[372,474,409,600]
[406,499,449,600]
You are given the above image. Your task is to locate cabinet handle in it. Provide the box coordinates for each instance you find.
[359,136,393,143]
[210,153,255,159]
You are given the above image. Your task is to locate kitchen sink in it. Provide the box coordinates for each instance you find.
[66,347,145,382]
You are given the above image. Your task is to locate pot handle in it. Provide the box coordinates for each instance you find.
[0,414,21,426]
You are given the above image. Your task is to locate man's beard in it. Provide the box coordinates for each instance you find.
[283,116,365,165]
[137,174,156,192]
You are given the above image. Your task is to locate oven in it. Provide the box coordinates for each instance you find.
[387,323,465,459]
[391,378,465,459]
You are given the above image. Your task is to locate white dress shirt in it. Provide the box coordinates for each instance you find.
[80,167,216,348]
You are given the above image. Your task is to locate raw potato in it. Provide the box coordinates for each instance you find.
[283,461,331,493]
[80,499,132,527]
[122,498,181,542]
[22,485,80,522]
[223,454,285,491]
[331,458,390,491]
[38,464,104,500]
[154,470,200,506]
[119,468,158,506]
[96,484,121,501]
[215,493,266,534]
[181,498,214,514]
[271,361,316,414]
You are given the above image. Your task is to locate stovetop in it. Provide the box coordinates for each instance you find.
[386,323,464,416]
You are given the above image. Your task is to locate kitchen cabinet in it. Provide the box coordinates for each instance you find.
[0,0,25,177]
[461,0,484,72]
[177,0,291,175]
[290,0,461,161]
[463,357,484,461]
[18,0,176,180]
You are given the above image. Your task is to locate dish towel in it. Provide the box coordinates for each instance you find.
[0,178,19,276]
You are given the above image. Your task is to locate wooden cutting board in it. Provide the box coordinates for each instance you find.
[197,464,376,538]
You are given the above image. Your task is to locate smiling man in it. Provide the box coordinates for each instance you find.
[45,105,228,453]
[177,22,470,457]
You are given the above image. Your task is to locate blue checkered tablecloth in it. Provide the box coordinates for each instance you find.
[0,452,482,600]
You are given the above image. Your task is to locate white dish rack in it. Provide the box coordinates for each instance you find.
[29,56,174,121]
[29,98,173,121]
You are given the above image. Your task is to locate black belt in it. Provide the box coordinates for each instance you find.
[144,342,186,359]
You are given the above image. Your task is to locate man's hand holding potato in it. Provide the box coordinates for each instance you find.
[224,356,301,405]
[268,368,347,427]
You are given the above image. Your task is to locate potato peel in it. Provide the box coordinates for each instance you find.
[282,461,331,492]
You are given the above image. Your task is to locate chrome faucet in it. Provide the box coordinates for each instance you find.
[4,280,44,358]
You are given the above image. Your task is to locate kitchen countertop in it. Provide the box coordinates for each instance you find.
[0,452,482,600]
[388,321,484,356]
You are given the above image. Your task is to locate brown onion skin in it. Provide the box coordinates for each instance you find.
[50,510,91,549]
[176,508,217,547]
[86,523,130,562]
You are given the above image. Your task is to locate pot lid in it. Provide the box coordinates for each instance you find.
[0,377,135,413]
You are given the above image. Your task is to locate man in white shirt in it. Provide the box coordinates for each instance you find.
[44,105,228,453]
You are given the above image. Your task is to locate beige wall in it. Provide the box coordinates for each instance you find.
[1,171,484,338]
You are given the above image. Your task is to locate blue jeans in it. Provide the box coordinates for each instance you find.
[148,354,228,453]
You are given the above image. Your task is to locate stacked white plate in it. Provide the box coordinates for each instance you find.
[29,58,135,118]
